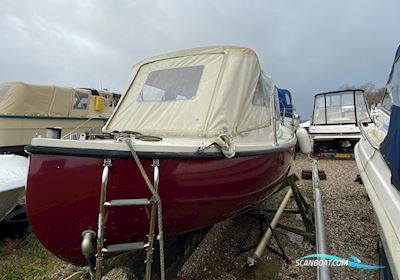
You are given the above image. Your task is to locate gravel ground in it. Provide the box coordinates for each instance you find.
[178,154,379,280]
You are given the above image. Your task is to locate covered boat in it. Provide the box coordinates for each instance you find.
[0,154,28,222]
[309,89,371,158]
[355,45,400,279]
[25,46,296,270]
[0,82,120,154]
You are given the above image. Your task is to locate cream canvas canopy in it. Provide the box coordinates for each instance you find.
[0,82,115,118]
[103,46,276,138]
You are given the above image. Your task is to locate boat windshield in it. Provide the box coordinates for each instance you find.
[312,90,369,125]
[382,54,400,111]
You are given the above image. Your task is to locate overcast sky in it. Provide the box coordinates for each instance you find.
[0,0,398,118]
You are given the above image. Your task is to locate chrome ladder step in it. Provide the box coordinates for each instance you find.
[93,157,164,280]
[102,242,146,253]
[104,198,153,206]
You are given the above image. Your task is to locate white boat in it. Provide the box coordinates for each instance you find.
[355,45,400,279]
[309,89,371,158]
[0,154,28,222]
[0,82,120,154]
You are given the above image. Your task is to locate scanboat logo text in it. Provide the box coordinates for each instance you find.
[296,254,385,269]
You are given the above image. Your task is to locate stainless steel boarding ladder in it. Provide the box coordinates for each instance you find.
[93,157,164,280]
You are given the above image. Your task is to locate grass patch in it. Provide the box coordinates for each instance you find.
[23,236,50,259]
[0,235,78,280]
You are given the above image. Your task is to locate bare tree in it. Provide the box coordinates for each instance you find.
[340,82,385,107]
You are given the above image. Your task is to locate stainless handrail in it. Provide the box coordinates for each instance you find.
[272,90,278,146]
[358,121,379,150]
[95,158,112,280]
[279,100,286,125]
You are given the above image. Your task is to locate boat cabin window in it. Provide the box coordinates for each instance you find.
[0,85,10,103]
[138,66,204,102]
[313,95,326,124]
[381,89,393,112]
[382,56,400,112]
[312,90,369,125]
[252,74,272,106]
[73,91,89,109]
[285,92,291,106]
[326,92,355,124]
[355,91,370,121]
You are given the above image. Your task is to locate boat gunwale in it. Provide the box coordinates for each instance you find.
[25,143,296,159]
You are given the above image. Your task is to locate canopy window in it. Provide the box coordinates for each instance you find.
[382,52,400,112]
[355,91,370,122]
[73,91,89,109]
[313,95,326,125]
[312,90,370,125]
[138,66,204,102]
[252,74,271,106]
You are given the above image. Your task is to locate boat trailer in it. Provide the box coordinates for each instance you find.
[240,156,331,280]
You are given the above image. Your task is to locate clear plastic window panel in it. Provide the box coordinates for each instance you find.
[326,91,356,124]
[387,58,400,107]
[0,85,10,103]
[381,89,393,111]
[73,91,88,109]
[252,74,272,106]
[285,92,291,105]
[138,66,204,102]
[355,91,370,122]
[313,95,326,124]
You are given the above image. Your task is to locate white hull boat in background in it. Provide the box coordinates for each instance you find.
[355,44,400,279]
[309,89,371,158]
[0,155,28,222]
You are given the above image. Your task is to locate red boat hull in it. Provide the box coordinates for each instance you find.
[26,149,294,265]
